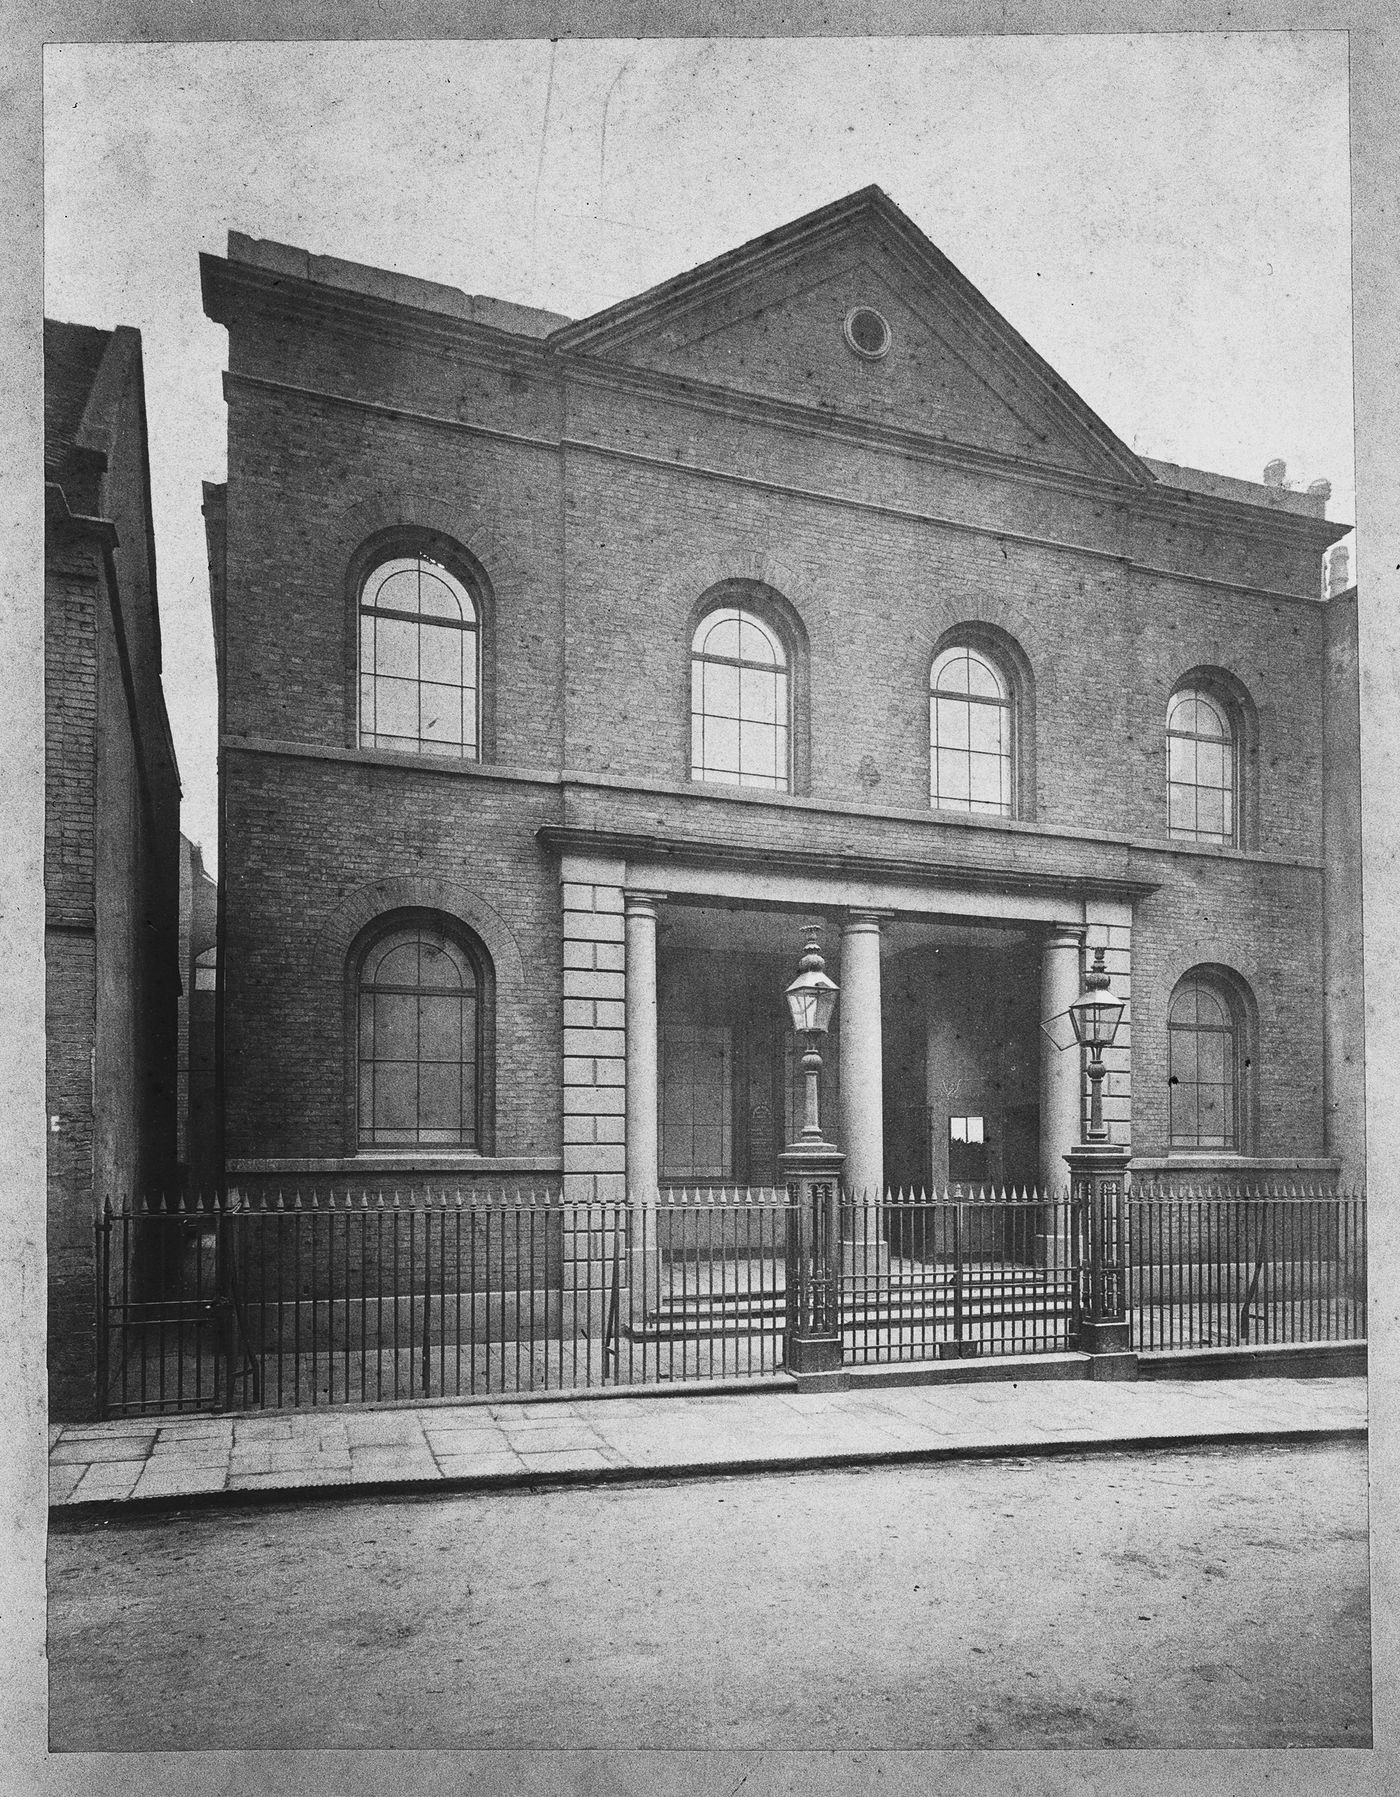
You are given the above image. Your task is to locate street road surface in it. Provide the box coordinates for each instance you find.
[47,1439,1370,1750]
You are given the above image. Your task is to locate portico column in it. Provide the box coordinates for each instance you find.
[839,912,886,1195]
[1040,929,1083,1201]
[624,893,661,1314]
[839,911,889,1280]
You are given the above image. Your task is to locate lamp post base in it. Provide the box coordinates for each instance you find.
[780,1137,846,1383]
[1065,1140,1135,1379]
[785,1333,845,1377]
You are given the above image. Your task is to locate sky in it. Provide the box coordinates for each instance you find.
[43,34,1354,868]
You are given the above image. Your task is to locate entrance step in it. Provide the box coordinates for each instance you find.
[633,1271,1078,1341]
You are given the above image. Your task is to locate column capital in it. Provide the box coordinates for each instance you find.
[1044,925,1086,949]
[623,890,665,917]
[841,909,894,933]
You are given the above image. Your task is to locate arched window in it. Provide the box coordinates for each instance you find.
[1167,687,1237,845]
[690,605,790,790]
[1168,972,1247,1150]
[930,643,1014,816]
[359,554,480,759]
[357,922,480,1148]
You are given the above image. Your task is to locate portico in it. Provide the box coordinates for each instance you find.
[549,834,1140,1237]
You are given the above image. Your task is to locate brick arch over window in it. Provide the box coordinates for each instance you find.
[313,876,526,1157]
[341,508,515,763]
[928,621,1036,821]
[1166,962,1259,1153]
[1166,666,1259,850]
[349,911,493,1151]
[685,578,812,795]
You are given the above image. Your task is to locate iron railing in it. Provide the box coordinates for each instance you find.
[94,1180,1366,1415]
[1127,1181,1366,1351]
[841,1188,1078,1362]
[95,1188,794,1415]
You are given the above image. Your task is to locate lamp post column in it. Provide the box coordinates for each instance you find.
[781,928,846,1386]
[1065,946,1135,1380]
[624,892,661,1323]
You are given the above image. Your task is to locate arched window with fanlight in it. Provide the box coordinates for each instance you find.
[690,604,791,790]
[1167,685,1238,845]
[930,642,1015,816]
[356,920,484,1149]
[359,554,480,759]
[1168,969,1252,1150]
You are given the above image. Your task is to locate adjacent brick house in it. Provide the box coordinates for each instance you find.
[45,320,182,1418]
[199,186,1363,1239]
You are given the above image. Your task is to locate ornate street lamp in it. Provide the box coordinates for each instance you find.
[780,925,845,1381]
[1063,943,1132,1367]
[1067,946,1126,1142]
[784,927,840,1143]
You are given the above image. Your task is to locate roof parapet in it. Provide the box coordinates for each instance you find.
[225,231,570,338]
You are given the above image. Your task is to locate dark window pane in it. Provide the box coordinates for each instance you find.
[1170,1080,1195,1143]
[418,1064,463,1135]
[418,994,465,1061]
[372,992,418,1061]
[1169,1028,1198,1084]
[372,1064,418,1136]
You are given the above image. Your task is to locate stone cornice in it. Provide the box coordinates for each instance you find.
[216,369,1332,610]
[538,822,1162,903]
[561,360,1343,550]
[559,435,1333,606]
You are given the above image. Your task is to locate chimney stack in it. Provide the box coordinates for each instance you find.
[1308,478,1332,503]
[1263,458,1288,488]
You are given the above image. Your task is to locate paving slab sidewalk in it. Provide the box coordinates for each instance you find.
[48,1373,1367,1514]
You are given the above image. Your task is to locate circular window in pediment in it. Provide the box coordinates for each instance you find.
[843,306,891,361]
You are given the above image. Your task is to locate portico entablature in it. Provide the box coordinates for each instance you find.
[538,822,1150,932]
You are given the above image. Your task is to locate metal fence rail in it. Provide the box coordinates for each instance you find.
[96,1188,796,1416]
[94,1180,1367,1416]
[841,1189,1078,1363]
[1127,1182,1366,1351]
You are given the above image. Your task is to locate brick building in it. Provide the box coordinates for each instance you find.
[199,186,1363,1238]
[45,319,182,1417]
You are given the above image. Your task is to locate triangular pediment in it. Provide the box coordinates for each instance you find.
[551,188,1150,484]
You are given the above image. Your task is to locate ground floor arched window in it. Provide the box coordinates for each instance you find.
[356,920,483,1148]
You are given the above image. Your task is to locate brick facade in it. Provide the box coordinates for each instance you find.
[45,321,182,1418]
[202,187,1361,1232]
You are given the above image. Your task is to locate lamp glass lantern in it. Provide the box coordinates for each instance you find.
[785,929,840,1142]
[1067,951,1126,1051]
[785,951,840,1039]
[1067,946,1125,1142]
